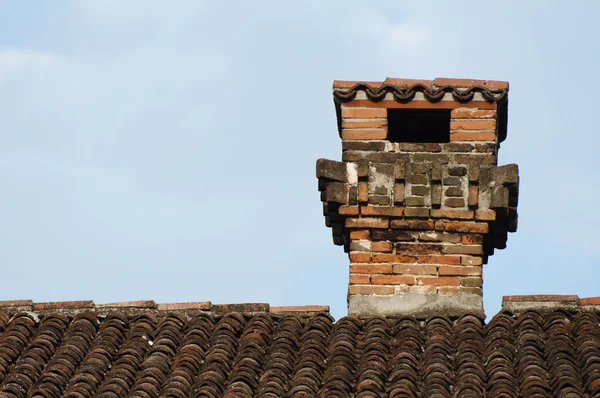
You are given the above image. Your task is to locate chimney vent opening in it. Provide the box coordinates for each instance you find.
[387,108,451,143]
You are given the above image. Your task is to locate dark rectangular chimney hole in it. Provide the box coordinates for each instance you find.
[387,108,451,143]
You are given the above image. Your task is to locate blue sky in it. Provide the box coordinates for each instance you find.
[1,1,599,320]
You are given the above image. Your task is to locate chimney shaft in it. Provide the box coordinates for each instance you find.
[317,78,519,317]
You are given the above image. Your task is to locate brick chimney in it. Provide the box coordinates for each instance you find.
[317,78,519,317]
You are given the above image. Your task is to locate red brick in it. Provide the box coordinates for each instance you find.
[358,182,368,202]
[430,209,474,220]
[451,108,496,118]
[442,221,488,233]
[339,205,359,215]
[0,300,33,307]
[342,129,387,140]
[371,241,393,252]
[372,253,417,263]
[475,210,496,221]
[342,120,387,129]
[443,197,466,207]
[393,264,437,275]
[341,108,387,118]
[450,132,496,141]
[371,275,415,285]
[416,255,461,265]
[361,206,404,217]
[462,256,483,266]
[417,277,461,286]
[349,285,394,295]
[350,230,370,240]
[438,266,482,276]
[345,218,389,229]
[451,120,496,131]
[349,274,370,284]
[390,220,434,230]
[580,297,600,305]
[349,252,371,263]
[350,263,392,274]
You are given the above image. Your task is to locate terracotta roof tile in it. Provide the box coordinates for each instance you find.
[0,302,598,396]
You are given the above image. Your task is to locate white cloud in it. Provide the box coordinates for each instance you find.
[0,48,60,80]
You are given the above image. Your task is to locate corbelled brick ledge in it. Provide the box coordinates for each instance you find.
[502,295,600,313]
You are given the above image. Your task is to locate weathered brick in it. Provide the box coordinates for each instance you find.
[349,252,371,263]
[316,158,347,181]
[372,254,418,263]
[371,230,414,241]
[342,141,386,151]
[475,143,497,153]
[431,184,442,206]
[418,232,461,243]
[468,186,478,207]
[394,160,406,180]
[345,218,389,229]
[350,230,370,240]
[369,194,391,205]
[361,206,403,217]
[450,132,496,141]
[358,181,368,203]
[405,197,426,207]
[411,186,430,196]
[326,182,349,203]
[371,275,415,285]
[430,209,474,220]
[349,274,371,284]
[367,152,407,163]
[452,154,496,165]
[342,129,387,140]
[445,187,464,197]
[443,176,462,186]
[462,234,484,245]
[438,286,482,295]
[412,153,449,163]
[406,174,428,185]
[390,220,434,230]
[444,197,465,207]
[475,209,496,221]
[442,245,483,255]
[450,120,496,130]
[448,166,467,177]
[444,143,474,152]
[442,221,488,233]
[339,205,359,215]
[416,255,461,265]
[350,263,392,274]
[397,143,441,152]
[371,241,393,252]
[438,266,482,276]
[461,277,483,287]
[462,256,483,266]
[350,240,371,252]
[393,264,437,275]
[404,207,430,217]
[342,120,388,129]
[395,243,441,255]
[342,108,387,118]
[394,183,405,204]
[342,151,367,162]
[411,163,432,174]
[451,108,496,119]
[358,160,369,177]
[417,277,461,286]
[349,285,394,295]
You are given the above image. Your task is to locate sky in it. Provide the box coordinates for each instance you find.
[1,1,599,321]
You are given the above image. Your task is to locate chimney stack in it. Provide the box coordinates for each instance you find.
[317,78,519,317]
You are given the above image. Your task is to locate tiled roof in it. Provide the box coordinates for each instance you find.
[1,300,600,397]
